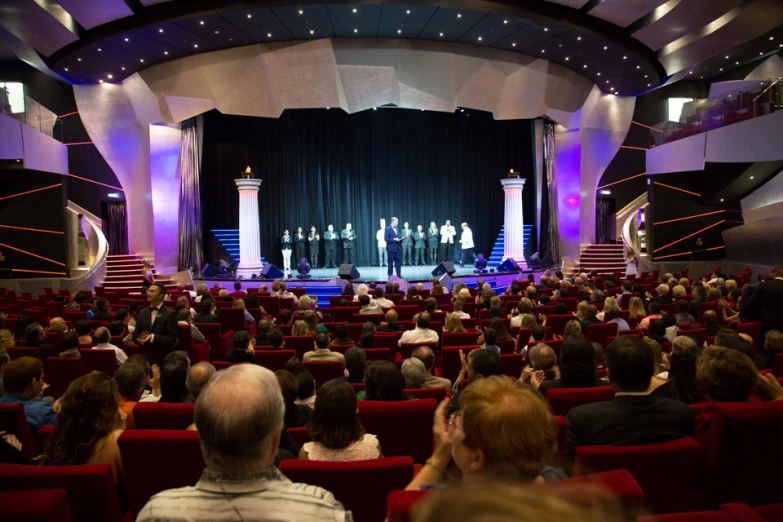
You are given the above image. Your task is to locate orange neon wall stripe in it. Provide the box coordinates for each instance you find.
[0,225,64,234]
[12,269,67,276]
[67,174,124,192]
[620,145,648,151]
[653,182,702,197]
[653,220,726,253]
[632,120,664,133]
[0,242,65,266]
[707,246,726,251]
[63,141,93,146]
[0,184,62,202]
[596,172,646,190]
[654,245,726,260]
[654,210,725,225]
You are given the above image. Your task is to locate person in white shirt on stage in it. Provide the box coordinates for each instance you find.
[398,312,439,347]
[439,220,456,263]
[459,222,476,268]
[376,218,387,267]
[281,229,292,272]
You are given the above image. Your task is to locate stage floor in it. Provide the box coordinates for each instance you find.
[307,264,483,282]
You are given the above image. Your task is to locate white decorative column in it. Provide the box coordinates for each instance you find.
[500,177,527,269]
[235,178,264,278]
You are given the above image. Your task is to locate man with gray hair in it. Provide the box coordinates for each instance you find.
[412,346,451,389]
[93,326,128,365]
[186,361,216,402]
[401,357,426,389]
[520,344,558,385]
[137,364,352,521]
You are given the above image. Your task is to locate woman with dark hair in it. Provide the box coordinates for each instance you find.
[275,370,312,428]
[652,337,706,404]
[299,380,382,461]
[477,317,513,344]
[41,371,127,508]
[341,282,355,297]
[14,315,33,341]
[534,334,606,396]
[160,360,189,403]
[648,319,667,344]
[406,286,421,300]
[358,360,410,401]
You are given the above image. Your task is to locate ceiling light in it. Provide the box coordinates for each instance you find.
[124,38,129,42]
[503,20,508,24]
[159,28,163,33]
[77,58,81,61]
[736,61,739,65]
[750,176,755,179]
[194,44,198,48]
[439,32,444,37]
[64,68,68,71]
[720,198,724,202]
[610,87,614,90]
[214,31,219,34]
[577,36,582,41]
[247,14,252,18]
[541,49,545,53]
[311,30,315,35]
[107,74,113,79]
[636,65,641,69]
[603,46,608,50]
[457,13,462,18]
[606,80,609,84]
[770,36,774,40]
[199,21,204,25]
[460,108,465,112]
[478,36,483,41]
[354,29,358,33]
[719,68,723,71]
[623,55,627,60]
[406,10,411,14]
[597,72,601,76]
[352,8,357,13]
[725,55,729,59]
[97,48,102,51]
[544,27,548,31]
[583,64,587,68]
[99,79,104,83]
[121,67,125,70]
[373,107,377,110]
[760,52,764,55]
[229,38,233,41]
[780,44,782,48]
[565,57,569,61]
[326,107,330,110]
[644,74,648,78]
[397,29,402,34]
[267,32,272,37]
[512,42,516,47]
[298,10,303,15]
[140,59,144,63]
[164,51,168,55]
[700,76,703,78]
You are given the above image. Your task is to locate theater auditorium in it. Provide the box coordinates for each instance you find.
[0,0,782,520]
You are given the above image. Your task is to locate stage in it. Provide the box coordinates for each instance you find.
[307,264,490,282]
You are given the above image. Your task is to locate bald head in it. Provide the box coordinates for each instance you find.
[385,309,398,324]
[94,327,110,344]
[702,310,718,326]
[186,362,216,400]
[48,317,67,333]
[195,364,284,474]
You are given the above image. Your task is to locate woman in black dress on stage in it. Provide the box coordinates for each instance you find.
[308,226,320,268]
[294,227,306,264]
[427,221,439,265]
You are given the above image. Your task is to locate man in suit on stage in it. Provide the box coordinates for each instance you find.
[401,222,413,266]
[385,217,403,278]
[324,224,339,268]
[132,282,179,367]
[341,223,356,265]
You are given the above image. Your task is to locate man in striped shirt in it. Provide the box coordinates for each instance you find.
[136,364,352,522]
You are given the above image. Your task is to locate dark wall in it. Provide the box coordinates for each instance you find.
[201,108,536,267]
[0,169,68,278]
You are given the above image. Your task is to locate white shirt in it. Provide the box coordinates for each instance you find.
[460,228,474,249]
[376,229,386,248]
[440,225,456,244]
[375,297,395,308]
[398,327,439,346]
[94,343,128,365]
[451,311,470,320]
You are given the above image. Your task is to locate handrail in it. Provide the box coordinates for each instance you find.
[753,77,782,103]
[622,202,652,273]
[64,201,108,294]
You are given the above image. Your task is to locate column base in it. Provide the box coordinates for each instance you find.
[236,263,264,279]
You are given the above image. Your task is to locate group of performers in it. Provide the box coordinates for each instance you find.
[279,219,476,275]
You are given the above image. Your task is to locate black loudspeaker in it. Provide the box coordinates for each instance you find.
[497,258,520,272]
[338,264,360,280]
[431,261,456,277]
[201,264,216,278]
[261,264,284,279]
[541,255,554,268]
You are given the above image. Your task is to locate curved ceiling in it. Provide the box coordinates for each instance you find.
[0,0,781,96]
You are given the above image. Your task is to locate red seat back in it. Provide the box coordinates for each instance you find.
[133,402,195,430]
[439,346,479,384]
[177,324,209,363]
[586,322,619,348]
[372,333,398,352]
[0,463,122,522]
[393,306,419,322]
[44,358,83,399]
[734,321,762,353]
[118,430,204,518]
[0,403,38,457]
[496,338,515,354]
[574,437,702,514]
[218,307,246,334]
[213,361,247,371]
[405,387,447,401]
[79,349,117,375]
[398,341,437,360]
[7,347,43,362]
[547,314,575,336]
[303,361,344,389]
[352,313,384,325]
[546,386,615,416]
[280,457,414,522]
[773,353,783,378]
[0,488,72,522]
[255,349,297,372]
[197,323,232,362]
[442,332,479,347]
[256,296,280,318]
[364,348,391,361]
[500,353,524,378]
[284,336,316,359]
[358,399,436,464]
[678,328,707,348]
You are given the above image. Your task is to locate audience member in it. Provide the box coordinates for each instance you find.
[23,322,58,361]
[275,370,311,428]
[674,299,695,325]
[303,310,327,334]
[292,320,310,337]
[338,347,366,384]
[628,297,646,319]
[48,317,68,333]
[565,336,695,460]
[186,362,216,402]
[160,358,189,404]
[58,331,80,358]
[178,309,205,343]
[93,326,128,365]
[757,329,783,370]
[255,319,272,346]
[399,312,439,346]
[535,335,604,396]
[125,355,161,402]
[295,369,316,409]
[606,307,629,332]
[652,336,704,404]
[447,349,503,417]
[193,299,218,324]
[329,324,354,347]
[374,287,394,308]
[137,365,349,521]
[268,328,285,350]
[226,331,256,363]
[359,294,383,314]
[443,314,466,333]
[714,330,755,361]
[700,310,720,336]
[479,328,500,355]
[305,332,345,364]
[377,309,407,332]
[521,344,558,385]
[402,357,427,388]
[450,299,470,320]
[0,357,57,430]
[741,267,783,337]
[359,360,410,401]
[413,346,451,389]
[114,363,147,429]
[640,301,662,330]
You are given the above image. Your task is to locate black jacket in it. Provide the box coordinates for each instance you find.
[132,304,179,366]
[193,312,219,324]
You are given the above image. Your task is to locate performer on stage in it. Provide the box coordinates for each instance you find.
[324,225,338,268]
[376,218,387,267]
[413,225,426,265]
[281,229,292,272]
[294,227,306,263]
[385,217,403,278]
[341,223,356,265]
[308,226,320,268]
[439,220,456,263]
[459,222,476,267]
[427,222,439,264]
[401,222,413,266]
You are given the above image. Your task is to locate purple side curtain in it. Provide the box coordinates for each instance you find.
[107,202,129,255]
[178,117,204,272]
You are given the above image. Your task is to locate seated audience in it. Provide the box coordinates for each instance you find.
[357,330,375,349]
[186,362,216,402]
[450,298,470,320]
[399,312,439,346]
[275,370,312,428]
[337,347,366,384]
[114,363,148,429]
[700,310,721,336]
[535,335,605,396]
[358,294,383,315]
[407,376,562,490]
[757,329,783,370]
[108,320,125,337]
[358,360,410,401]
[329,324,354,347]
[305,332,345,364]
[303,310,327,334]
[295,369,316,409]
[58,331,81,358]
[233,299,255,325]
[640,301,663,330]
[595,297,618,322]
[479,328,500,355]
[23,322,58,361]
[647,319,667,345]
[0,357,57,430]
[443,314,466,333]
[374,287,394,308]
[292,320,310,337]
[565,336,695,460]
[628,297,646,319]
[137,365,349,521]
[178,309,205,343]
[160,356,189,404]
[406,286,421,300]
[48,317,68,333]
[255,319,272,346]
[125,355,161,402]
[579,305,602,334]
[652,335,704,404]
[301,380,382,462]
[402,357,427,388]
[447,350,503,416]
[412,346,451,389]
[606,307,629,332]
[193,299,218,324]
[377,309,407,332]
[521,344,558,385]
[714,329,755,360]
[93,327,128,365]
[268,328,285,350]
[227,331,257,363]
[675,299,695,325]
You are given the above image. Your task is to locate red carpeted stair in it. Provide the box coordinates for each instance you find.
[102,255,175,291]
[571,244,626,277]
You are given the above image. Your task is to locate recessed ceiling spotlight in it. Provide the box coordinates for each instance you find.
[298,10,303,15]
[352,8,357,13]
[770,36,774,40]
[725,55,729,59]
[64,67,68,71]
[107,74,113,79]
[700,76,703,78]
[158,28,164,33]
[504,19,508,24]
[736,61,739,65]
[199,21,204,25]
[247,14,252,18]
[610,87,614,91]
[623,55,627,60]
[544,27,548,31]
[194,44,198,48]
[760,52,764,55]
[577,36,582,41]
[750,176,755,179]
[779,44,782,48]
[140,59,144,63]
[583,64,587,68]
[603,46,608,50]
[597,72,601,76]
[541,49,545,53]
[97,48,102,51]
[647,83,651,87]
[77,58,81,61]
[644,74,648,78]
[214,30,219,34]
[164,51,168,55]
[121,67,125,70]
[457,13,462,18]
[636,65,641,69]
[606,80,609,84]
[565,57,569,61]
[460,108,464,112]
[512,42,516,47]
[478,36,483,41]
[406,9,411,14]
[720,198,724,202]
[373,107,377,110]
[99,79,104,83]
[124,38,129,42]
[719,68,723,71]
[267,33,272,38]
[439,32,444,37]
[311,30,315,35]
[229,38,233,41]
[397,29,402,34]
[354,29,358,33]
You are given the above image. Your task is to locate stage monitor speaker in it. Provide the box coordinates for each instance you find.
[497,258,520,272]
[261,264,284,279]
[541,255,554,268]
[439,273,453,291]
[338,264,360,280]
[201,264,216,278]
[431,261,456,277]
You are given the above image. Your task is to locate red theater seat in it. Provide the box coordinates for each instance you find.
[398,341,437,360]
[280,457,414,522]
[255,349,297,372]
[358,399,436,464]
[546,386,615,416]
[7,347,43,362]
[303,361,344,389]
[218,307,252,335]
[587,322,618,348]
[440,346,479,384]
[288,426,310,448]
[405,387,447,401]
[364,348,392,361]
[0,403,38,458]
[442,332,479,347]
[501,353,524,378]
[196,323,233,362]
[574,437,703,514]
[79,349,117,375]
[133,402,194,430]
[44,357,83,398]
[284,336,317,359]
[177,324,210,363]
[0,488,72,522]
[118,429,204,518]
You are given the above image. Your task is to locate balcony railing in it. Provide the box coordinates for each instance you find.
[649,78,782,147]
[1,82,62,141]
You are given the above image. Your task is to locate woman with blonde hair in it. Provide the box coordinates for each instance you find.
[0,329,14,351]
[292,320,310,337]
[596,297,619,322]
[575,301,588,322]
[141,258,154,291]
[444,314,466,333]
[628,296,646,319]
[218,288,230,298]
[232,298,254,324]
[519,313,536,330]
[303,310,328,334]
[679,277,690,288]
[563,319,582,337]
[672,285,687,298]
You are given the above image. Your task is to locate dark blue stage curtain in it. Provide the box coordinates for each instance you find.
[200,108,535,268]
